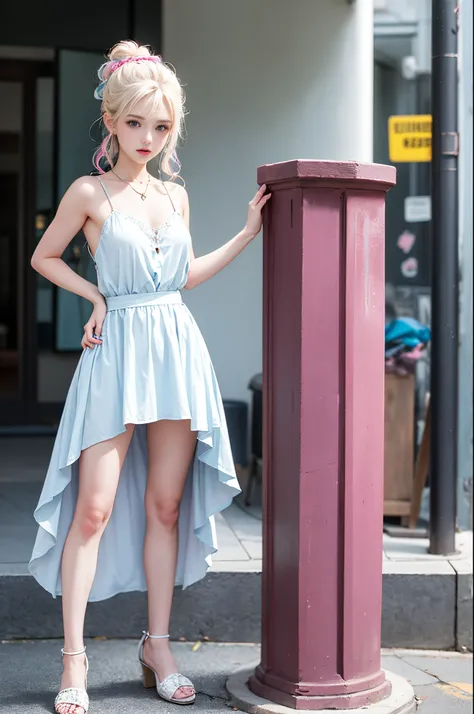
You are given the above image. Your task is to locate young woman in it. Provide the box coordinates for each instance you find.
[29,40,270,714]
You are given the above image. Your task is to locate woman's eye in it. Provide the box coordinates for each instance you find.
[127,120,140,128]
[157,125,169,132]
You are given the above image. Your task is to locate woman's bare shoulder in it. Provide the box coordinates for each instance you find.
[54,175,105,221]
[164,180,189,213]
[67,175,103,201]
[57,175,103,209]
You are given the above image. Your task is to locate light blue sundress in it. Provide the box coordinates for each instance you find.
[28,177,241,601]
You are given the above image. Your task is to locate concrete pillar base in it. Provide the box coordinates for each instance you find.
[226,667,416,713]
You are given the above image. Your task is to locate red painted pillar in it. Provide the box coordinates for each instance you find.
[249,160,397,710]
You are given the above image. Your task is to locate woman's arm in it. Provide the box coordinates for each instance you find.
[31,176,106,347]
[176,184,271,290]
[31,177,102,305]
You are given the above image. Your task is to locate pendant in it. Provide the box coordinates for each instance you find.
[141,194,146,201]
[155,247,160,254]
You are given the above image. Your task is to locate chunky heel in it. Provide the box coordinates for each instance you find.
[138,631,196,704]
[142,662,157,688]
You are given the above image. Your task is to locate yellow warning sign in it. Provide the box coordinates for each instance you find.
[388,115,432,162]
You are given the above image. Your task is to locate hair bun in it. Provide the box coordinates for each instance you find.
[107,40,152,62]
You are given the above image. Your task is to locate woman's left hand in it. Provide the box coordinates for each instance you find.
[244,184,272,239]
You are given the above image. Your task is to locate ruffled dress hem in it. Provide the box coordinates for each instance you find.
[28,302,241,601]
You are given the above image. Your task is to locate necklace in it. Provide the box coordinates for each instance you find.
[111,168,151,201]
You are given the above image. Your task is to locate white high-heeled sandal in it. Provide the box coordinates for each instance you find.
[138,631,196,705]
[54,646,89,713]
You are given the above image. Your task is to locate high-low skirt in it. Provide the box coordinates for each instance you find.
[28,291,241,601]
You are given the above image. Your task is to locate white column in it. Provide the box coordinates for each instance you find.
[164,0,374,403]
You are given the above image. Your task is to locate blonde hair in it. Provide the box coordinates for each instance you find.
[93,40,186,179]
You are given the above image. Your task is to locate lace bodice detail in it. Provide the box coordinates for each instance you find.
[88,209,191,298]
[123,210,181,253]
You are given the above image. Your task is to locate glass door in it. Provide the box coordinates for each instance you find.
[55,49,103,352]
[0,80,23,401]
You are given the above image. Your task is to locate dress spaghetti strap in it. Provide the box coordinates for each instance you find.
[86,177,114,264]
[97,176,114,212]
[161,181,177,212]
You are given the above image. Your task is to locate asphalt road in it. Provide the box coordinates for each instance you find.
[0,640,472,713]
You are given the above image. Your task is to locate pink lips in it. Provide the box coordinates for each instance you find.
[137,149,151,155]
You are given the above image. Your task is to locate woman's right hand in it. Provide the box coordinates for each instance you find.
[81,296,107,349]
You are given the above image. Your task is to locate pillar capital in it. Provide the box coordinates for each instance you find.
[257,159,396,191]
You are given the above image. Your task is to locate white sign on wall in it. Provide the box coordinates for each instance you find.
[404,196,432,223]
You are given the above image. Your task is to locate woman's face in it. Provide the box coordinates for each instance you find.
[108,95,173,165]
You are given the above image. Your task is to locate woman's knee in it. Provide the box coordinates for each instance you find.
[73,504,112,539]
[145,493,180,529]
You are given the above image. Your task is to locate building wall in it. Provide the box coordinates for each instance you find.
[458,0,473,530]
[373,61,431,289]
[164,0,374,403]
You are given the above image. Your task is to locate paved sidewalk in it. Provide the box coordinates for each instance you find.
[0,640,472,713]
[0,438,472,649]
[0,437,472,576]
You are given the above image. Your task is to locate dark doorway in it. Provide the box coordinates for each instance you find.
[0,58,54,426]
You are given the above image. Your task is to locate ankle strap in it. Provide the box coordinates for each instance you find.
[61,646,86,656]
[142,631,169,639]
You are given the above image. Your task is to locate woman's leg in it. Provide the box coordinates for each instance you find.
[142,419,197,700]
[57,424,135,714]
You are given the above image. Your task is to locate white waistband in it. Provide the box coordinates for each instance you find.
[106,291,183,311]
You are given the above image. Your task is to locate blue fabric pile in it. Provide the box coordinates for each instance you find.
[385,317,431,376]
